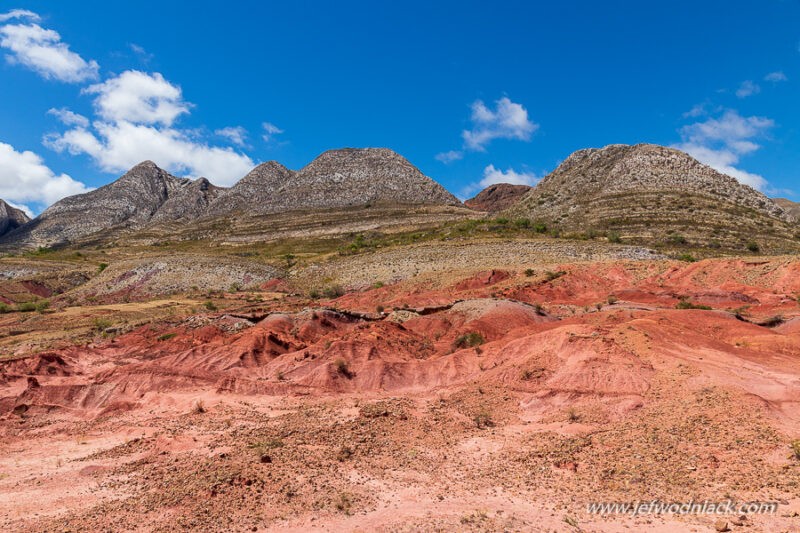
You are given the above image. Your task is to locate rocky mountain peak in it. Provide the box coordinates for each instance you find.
[465,183,533,212]
[206,148,459,218]
[0,199,30,237]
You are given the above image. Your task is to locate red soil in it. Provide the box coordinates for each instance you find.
[2,257,800,531]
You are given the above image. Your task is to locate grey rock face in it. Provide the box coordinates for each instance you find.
[207,148,460,217]
[3,161,188,247]
[0,199,30,236]
[150,177,226,223]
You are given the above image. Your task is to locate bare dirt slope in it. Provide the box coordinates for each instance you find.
[1,250,800,532]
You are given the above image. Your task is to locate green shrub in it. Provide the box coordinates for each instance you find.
[677,253,697,262]
[35,300,50,313]
[334,358,354,378]
[323,285,345,299]
[514,218,531,229]
[204,300,217,311]
[545,270,567,282]
[97,262,108,273]
[675,299,711,310]
[494,217,509,225]
[453,332,485,350]
[524,268,535,277]
[15,302,36,312]
[746,241,760,253]
[0,302,10,314]
[92,318,112,331]
[157,332,177,341]
[607,231,622,243]
[533,222,548,233]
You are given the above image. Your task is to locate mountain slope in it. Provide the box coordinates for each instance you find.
[774,198,800,221]
[465,183,532,212]
[2,161,188,247]
[206,148,460,217]
[506,143,796,251]
[0,200,30,237]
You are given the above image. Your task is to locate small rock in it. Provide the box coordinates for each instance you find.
[715,520,729,532]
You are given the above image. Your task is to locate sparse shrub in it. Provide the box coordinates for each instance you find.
[276,371,285,381]
[323,285,345,299]
[309,289,321,299]
[567,407,580,422]
[336,445,354,462]
[335,492,353,514]
[97,263,108,273]
[607,231,622,243]
[532,303,545,315]
[204,300,217,311]
[157,332,177,341]
[524,268,535,277]
[667,234,688,245]
[677,253,697,262]
[514,218,531,229]
[494,217,509,225]
[0,302,10,314]
[334,358,354,378]
[192,400,206,414]
[453,332,485,350]
[15,302,36,312]
[473,410,494,429]
[92,318,112,331]
[607,295,618,305]
[675,298,712,310]
[283,253,296,268]
[545,270,567,282]
[791,439,800,460]
[746,241,760,253]
[372,281,384,289]
[533,222,548,233]
[229,282,242,292]
[34,300,50,313]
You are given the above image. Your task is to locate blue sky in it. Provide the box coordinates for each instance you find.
[0,0,798,214]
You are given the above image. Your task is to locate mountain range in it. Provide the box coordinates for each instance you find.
[1,143,796,251]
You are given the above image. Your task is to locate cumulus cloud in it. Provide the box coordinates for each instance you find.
[460,164,538,199]
[215,126,248,147]
[764,71,787,83]
[84,70,190,125]
[462,97,537,151]
[47,107,89,128]
[45,70,255,185]
[735,80,760,99]
[479,164,538,188]
[674,109,774,191]
[435,150,463,164]
[0,16,99,82]
[0,9,39,22]
[0,141,91,211]
[262,122,283,142]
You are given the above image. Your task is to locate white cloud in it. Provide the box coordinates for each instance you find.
[0,141,91,211]
[735,80,760,98]
[460,164,538,199]
[262,122,283,142]
[46,69,255,186]
[46,121,254,186]
[462,97,537,151]
[764,71,787,83]
[435,150,463,164]
[215,126,248,147]
[0,20,99,82]
[0,9,40,22]
[479,164,538,188]
[47,107,89,128]
[675,109,774,191]
[84,70,190,126]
